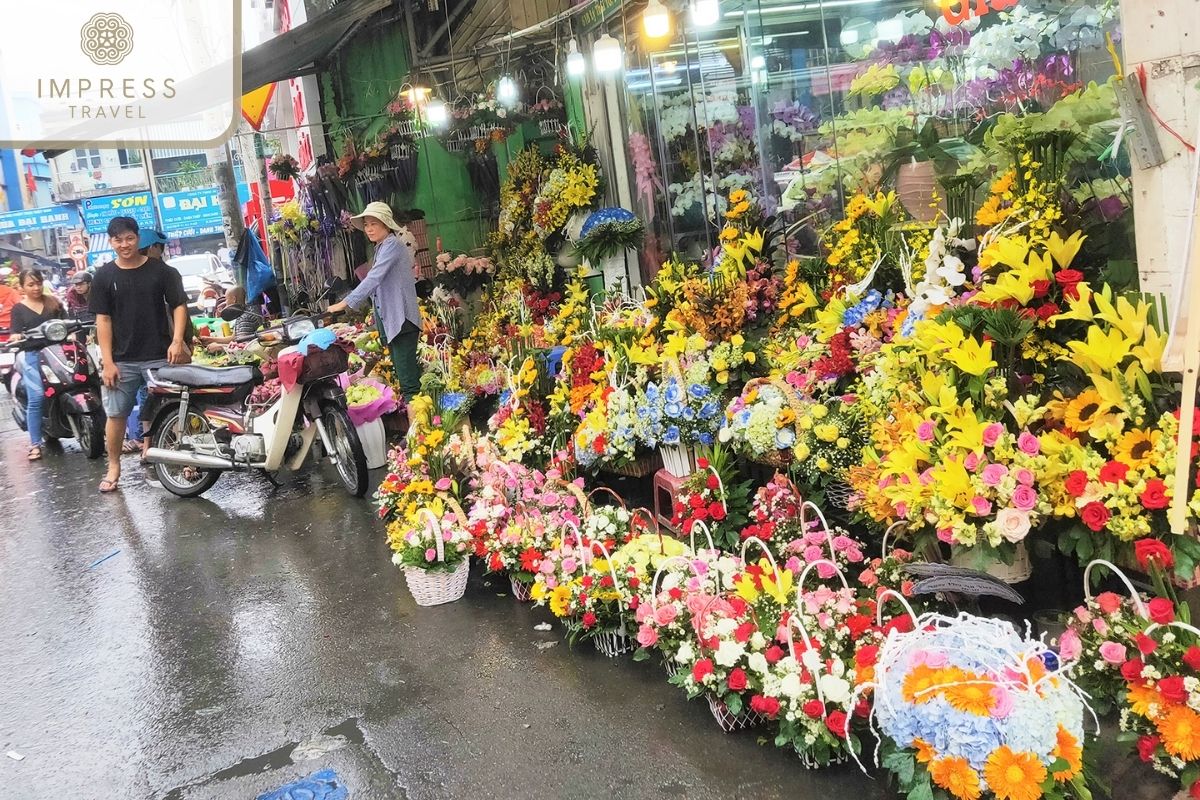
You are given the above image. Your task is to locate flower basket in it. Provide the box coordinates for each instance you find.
[824,480,855,511]
[950,540,1033,584]
[404,559,470,606]
[660,444,699,478]
[739,377,806,468]
[593,628,636,658]
[798,749,850,769]
[706,695,764,732]
[510,575,534,601]
[603,451,662,478]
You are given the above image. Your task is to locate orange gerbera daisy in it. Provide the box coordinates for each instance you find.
[913,737,937,764]
[903,665,962,704]
[984,746,1047,800]
[1157,705,1200,761]
[1051,725,1083,781]
[1127,682,1162,717]
[943,674,997,716]
[930,756,982,800]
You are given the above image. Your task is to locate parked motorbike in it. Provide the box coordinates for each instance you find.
[2,319,105,458]
[141,307,369,498]
[197,274,235,316]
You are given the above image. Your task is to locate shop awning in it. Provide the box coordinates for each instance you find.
[241,0,392,92]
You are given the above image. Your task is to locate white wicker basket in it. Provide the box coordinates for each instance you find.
[510,576,534,601]
[798,749,850,769]
[706,695,764,732]
[402,509,470,606]
[950,540,1033,584]
[593,629,635,658]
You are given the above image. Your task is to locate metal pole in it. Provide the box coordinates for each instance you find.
[213,142,245,251]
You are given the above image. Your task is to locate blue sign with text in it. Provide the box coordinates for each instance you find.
[81,192,156,234]
[157,188,224,238]
[0,204,80,234]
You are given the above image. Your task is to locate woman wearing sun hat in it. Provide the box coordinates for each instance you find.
[328,201,423,402]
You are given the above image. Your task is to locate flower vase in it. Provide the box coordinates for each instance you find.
[593,629,635,658]
[950,541,1033,585]
[706,695,764,733]
[895,160,945,223]
[599,253,628,295]
[660,444,697,478]
[510,576,534,601]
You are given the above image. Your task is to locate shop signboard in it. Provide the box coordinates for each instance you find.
[157,187,224,238]
[0,204,80,233]
[81,192,156,235]
[579,0,623,31]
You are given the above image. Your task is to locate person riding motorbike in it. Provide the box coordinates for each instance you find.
[10,269,65,461]
[65,271,93,317]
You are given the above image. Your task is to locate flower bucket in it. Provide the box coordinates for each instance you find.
[510,576,534,602]
[404,560,470,606]
[706,695,764,733]
[355,417,388,470]
[660,444,698,478]
[950,540,1033,584]
[593,628,636,658]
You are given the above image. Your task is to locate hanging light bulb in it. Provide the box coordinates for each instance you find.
[689,0,720,27]
[425,96,448,127]
[497,75,519,106]
[592,33,624,74]
[643,0,671,38]
[566,37,586,78]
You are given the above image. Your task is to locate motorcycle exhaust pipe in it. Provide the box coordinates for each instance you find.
[144,447,238,470]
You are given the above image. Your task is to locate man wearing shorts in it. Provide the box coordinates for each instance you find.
[89,217,190,493]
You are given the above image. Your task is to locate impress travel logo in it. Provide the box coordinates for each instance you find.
[0,2,241,148]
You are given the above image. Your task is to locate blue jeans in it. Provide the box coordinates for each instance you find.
[19,351,44,446]
[126,385,149,441]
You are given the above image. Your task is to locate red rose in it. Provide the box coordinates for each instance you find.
[853,699,871,718]
[1036,302,1060,321]
[689,494,705,510]
[751,694,781,719]
[1141,479,1170,510]
[1135,632,1158,655]
[709,503,727,521]
[1137,735,1160,762]
[884,615,915,635]
[1184,646,1200,672]
[668,586,682,601]
[1064,470,1089,498]
[1055,269,1084,288]
[692,658,715,683]
[706,474,720,491]
[825,710,849,736]
[696,457,709,470]
[694,506,708,522]
[1095,592,1123,615]
[856,645,880,668]
[582,611,597,629]
[1159,675,1189,704]
[1148,597,1176,624]
[803,699,824,719]
[1099,461,1129,484]
[1191,779,1200,800]
[593,435,606,454]
[1121,658,1146,683]
[673,501,685,517]
[1081,501,1111,532]
[734,621,756,644]
[765,645,785,665]
[581,575,594,589]
[1135,538,1175,571]
[727,667,748,692]
[846,615,873,640]
[1031,279,1052,298]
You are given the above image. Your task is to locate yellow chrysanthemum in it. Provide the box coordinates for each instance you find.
[1157,705,1200,761]
[930,756,982,800]
[983,747,1047,800]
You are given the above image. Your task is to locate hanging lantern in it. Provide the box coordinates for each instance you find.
[566,37,586,78]
[592,33,624,74]
[643,0,671,38]
[689,0,720,27]
[425,97,449,127]
[497,75,519,106]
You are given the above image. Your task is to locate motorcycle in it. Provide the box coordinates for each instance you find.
[197,274,235,316]
[2,319,105,458]
[141,307,369,499]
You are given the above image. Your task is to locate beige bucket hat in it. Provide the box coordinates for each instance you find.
[350,201,402,232]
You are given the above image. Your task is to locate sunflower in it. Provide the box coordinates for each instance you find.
[1051,725,1082,781]
[1127,682,1161,716]
[983,747,1047,800]
[943,675,997,716]
[1157,704,1200,761]
[1063,389,1110,433]
[1113,428,1162,470]
[549,584,572,617]
[930,756,983,800]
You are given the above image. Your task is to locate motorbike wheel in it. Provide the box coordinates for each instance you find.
[150,407,223,498]
[80,409,105,459]
[322,402,368,498]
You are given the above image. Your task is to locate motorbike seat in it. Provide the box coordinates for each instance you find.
[155,364,261,388]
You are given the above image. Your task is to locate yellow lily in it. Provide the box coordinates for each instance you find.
[624,343,659,367]
[943,405,989,452]
[976,271,1035,305]
[944,337,996,376]
[986,235,1032,271]
[1131,325,1168,373]
[866,191,897,217]
[1046,230,1086,269]
[920,370,960,416]
[1094,292,1148,345]
[1065,326,1131,374]
[1089,371,1128,409]
[935,456,974,509]
[913,320,966,354]
[1051,283,1095,324]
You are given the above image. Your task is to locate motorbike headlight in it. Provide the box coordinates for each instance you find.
[43,321,69,342]
[284,318,316,340]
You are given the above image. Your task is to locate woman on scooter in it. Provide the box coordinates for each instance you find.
[10,269,64,461]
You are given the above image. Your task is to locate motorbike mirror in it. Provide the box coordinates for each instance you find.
[220,305,245,322]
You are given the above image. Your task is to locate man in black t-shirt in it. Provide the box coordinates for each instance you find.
[89,216,190,493]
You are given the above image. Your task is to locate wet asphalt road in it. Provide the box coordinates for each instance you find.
[0,402,1176,799]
